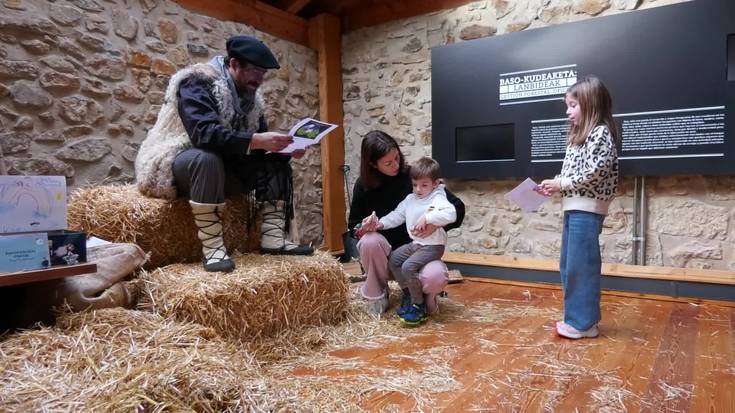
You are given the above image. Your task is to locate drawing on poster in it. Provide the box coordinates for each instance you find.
[0,176,67,233]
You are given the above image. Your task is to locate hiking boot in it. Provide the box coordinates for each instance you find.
[555,321,599,339]
[396,288,411,316]
[399,302,428,326]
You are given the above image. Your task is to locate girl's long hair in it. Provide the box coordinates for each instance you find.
[359,130,406,189]
[566,76,619,146]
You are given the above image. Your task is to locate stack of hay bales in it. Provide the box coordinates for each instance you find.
[0,308,278,412]
[1,184,353,409]
[65,184,350,341]
[139,252,349,340]
[0,254,351,410]
[67,185,259,269]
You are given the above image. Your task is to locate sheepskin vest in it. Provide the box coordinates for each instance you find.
[135,62,264,199]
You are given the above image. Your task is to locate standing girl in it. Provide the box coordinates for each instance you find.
[539,76,619,339]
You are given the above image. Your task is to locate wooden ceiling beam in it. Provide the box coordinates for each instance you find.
[342,0,479,31]
[283,0,311,14]
[327,0,365,16]
[173,0,311,48]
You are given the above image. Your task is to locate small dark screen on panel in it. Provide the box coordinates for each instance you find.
[432,0,735,179]
[455,124,515,162]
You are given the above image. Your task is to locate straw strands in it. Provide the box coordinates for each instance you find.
[0,308,276,413]
[237,289,563,410]
[241,285,436,361]
[245,290,583,411]
[67,185,257,269]
[263,353,463,412]
[239,291,466,411]
[0,288,462,412]
[657,381,694,401]
[2,278,716,411]
[440,300,560,324]
[241,285,563,371]
[138,252,349,341]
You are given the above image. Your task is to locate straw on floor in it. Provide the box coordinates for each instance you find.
[2,284,668,411]
[0,308,275,413]
[137,252,349,341]
[67,184,258,269]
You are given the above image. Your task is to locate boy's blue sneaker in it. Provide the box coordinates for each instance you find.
[396,289,412,316]
[399,302,428,326]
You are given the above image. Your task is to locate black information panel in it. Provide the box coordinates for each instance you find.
[432,0,735,179]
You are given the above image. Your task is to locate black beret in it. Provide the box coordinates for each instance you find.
[226,35,280,69]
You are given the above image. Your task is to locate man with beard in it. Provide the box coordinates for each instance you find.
[135,35,313,273]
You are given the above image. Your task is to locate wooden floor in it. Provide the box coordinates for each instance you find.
[324,263,735,412]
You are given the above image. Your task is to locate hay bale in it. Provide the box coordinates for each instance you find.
[67,185,259,269]
[0,308,272,412]
[138,252,349,340]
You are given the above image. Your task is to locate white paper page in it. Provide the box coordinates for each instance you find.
[280,118,338,153]
[504,178,550,213]
[86,236,112,248]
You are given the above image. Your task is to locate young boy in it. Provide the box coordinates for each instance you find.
[362,157,456,325]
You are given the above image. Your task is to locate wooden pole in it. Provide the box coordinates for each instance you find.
[308,14,345,253]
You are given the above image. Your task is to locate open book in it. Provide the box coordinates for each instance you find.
[280,118,338,154]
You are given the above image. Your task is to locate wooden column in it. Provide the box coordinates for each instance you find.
[309,14,345,253]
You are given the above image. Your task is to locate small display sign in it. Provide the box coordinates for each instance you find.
[0,233,50,273]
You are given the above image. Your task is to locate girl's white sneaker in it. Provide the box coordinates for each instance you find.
[555,321,599,339]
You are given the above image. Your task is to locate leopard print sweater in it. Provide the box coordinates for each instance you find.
[558,125,619,215]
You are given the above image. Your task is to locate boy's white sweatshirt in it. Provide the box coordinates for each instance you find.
[379,185,457,246]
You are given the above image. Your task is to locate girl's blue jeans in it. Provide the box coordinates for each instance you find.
[559,210,605,331]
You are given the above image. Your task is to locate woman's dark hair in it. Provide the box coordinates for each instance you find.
[359,130,406,189]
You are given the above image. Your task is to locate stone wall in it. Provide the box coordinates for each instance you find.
[0,0,323,247]
[342,0,735,270]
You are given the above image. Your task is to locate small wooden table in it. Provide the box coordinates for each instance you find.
[0,263,97,288]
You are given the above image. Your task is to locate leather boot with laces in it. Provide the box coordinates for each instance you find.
[190,201,235,272]
[260,204,314,255]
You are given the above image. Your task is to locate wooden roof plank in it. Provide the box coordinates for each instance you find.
[283,0,311,14]
[173,0,311,47]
